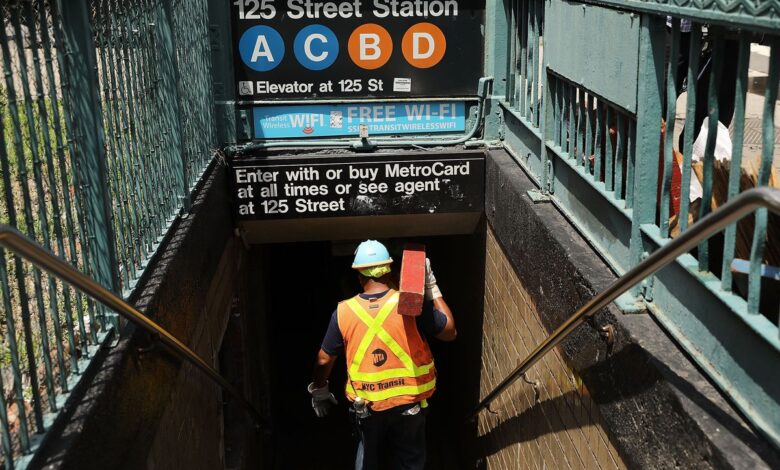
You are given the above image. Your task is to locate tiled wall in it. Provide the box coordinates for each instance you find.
[478,226,626,469]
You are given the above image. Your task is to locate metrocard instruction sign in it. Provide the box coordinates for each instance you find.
[230,152,484,220]
[230,0,485,100]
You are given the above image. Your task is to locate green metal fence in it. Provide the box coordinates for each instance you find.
[490,0,780,449]
[0,0,217,465]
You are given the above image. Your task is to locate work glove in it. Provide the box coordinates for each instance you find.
[308,381,337,418]
[425,258,442,301]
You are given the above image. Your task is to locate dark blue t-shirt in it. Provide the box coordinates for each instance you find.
[321,290,447,356]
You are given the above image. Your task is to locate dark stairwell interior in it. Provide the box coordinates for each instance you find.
[226,230,486,469]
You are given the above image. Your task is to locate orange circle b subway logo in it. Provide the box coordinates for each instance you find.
[348,24,393,70]
[371,348,388,367]
[401,23,446,69]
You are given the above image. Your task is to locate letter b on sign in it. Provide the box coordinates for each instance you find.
[348,24,392,70]
[402,23,446,69]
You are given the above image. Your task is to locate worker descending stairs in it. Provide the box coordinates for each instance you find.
[308,240,457,470]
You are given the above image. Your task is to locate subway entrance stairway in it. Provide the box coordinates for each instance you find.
[2,0,780,468]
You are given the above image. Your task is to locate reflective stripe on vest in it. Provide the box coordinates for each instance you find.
[346,378,436,402]
[345,294,434,382]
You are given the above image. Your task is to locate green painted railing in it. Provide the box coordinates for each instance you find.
[0,0,217,466]
[487,0,780,449]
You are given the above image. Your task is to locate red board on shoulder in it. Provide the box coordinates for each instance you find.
[398,243,426,316]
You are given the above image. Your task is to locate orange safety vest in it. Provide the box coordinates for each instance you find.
[337,290,436,412]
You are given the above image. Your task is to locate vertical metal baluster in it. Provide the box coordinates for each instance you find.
[506,0,516,105]
[721,37,750,290]
[615,113,625,199]
[661,19,680,238]
[118,1,156,260]
[114,0,146,279]
[570,85,577,160]
[578,89,586,166]
[4,6,56,420]
[144,0,176,219]
[605,106,614,192]
[594,100,603,181]
[528,0,536,122]
[626,119,636,208]
[101,0,143,282]
[698,34,725,272]
[0,349,13,466]
[585,95,593,174]
[51,0,101,339]
[748,40,779,314]
[94,4,129,289]
[93,1,127,290]
[0,116,32,452]
[99,0,141,288]
[39,0,90,357]
[140,0,175,224]
[566,82,573,154]
[552,77,560,146]
[123,0,161,248]
[519,0,527,114]
[25,0,77,381]
[679,24,702,233]
[532,0,541,126]
[560,80,566,149]
[515,0,521,106]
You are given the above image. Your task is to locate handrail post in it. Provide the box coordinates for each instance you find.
[58,0,121,304]
[629,13,665,293]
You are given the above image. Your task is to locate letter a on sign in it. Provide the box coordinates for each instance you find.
[238,25,284,72]
[252,36,274,62]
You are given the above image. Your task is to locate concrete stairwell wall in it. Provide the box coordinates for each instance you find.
[480,226,625,469]
[476,150,780,469]
[31,163,251,470]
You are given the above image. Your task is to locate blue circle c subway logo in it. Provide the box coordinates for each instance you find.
[294,25,339,71]
[239,25,285,72]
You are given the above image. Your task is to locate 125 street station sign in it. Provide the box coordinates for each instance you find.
[231,0,484,100]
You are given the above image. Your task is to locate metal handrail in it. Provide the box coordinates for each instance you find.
[0,225,264,427]
[472,187,780,419]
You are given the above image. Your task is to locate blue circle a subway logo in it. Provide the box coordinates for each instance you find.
[239,25,285,72]
[294,25,339,71]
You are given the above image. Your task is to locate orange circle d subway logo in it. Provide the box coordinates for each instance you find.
[348,24,393,70]
[402,23,446,69]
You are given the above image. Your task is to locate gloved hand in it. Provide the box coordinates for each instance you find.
[425,258,442,300]
[308,381,337,418]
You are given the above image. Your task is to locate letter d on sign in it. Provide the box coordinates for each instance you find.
[402,23,446,69]
[348,24,392,70]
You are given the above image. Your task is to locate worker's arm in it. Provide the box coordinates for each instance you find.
[432,297,457,342]
[312,348,338,387]
[308,314,342,417]
[425,258,457,342]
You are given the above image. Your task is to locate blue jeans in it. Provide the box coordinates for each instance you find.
[354,403,426,470]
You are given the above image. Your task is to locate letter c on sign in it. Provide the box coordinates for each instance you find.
[294,25,339,71]
[402,23,446,69]
[348,24,392,70]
